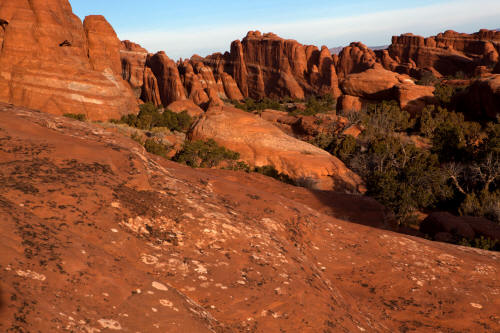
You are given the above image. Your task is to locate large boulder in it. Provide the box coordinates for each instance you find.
[189,106,364,192]
[458,74,500,118]
[166,100,204,118]
[395,83,436,114]
[340,66,413,99]
[0,0,138,120]
[420,212,500,243]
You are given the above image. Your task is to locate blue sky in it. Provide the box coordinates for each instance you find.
[71,0,500,59]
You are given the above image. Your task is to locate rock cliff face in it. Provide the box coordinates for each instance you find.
[1,103,499,332]
[123,30,500,116]
[202,31,341,100]
[120,40,148,96]
[0,0,138,120]
[385,29,500,77]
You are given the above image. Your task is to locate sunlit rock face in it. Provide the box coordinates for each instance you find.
[0,0,138,120]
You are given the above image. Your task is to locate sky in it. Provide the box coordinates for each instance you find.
[71,0,500,59]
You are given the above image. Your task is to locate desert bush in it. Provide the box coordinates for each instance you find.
[119,103,192,132]
[63,113,86,121]
[361,101,415,137]
[144,139,170,158]
[308,133,334,150]
[130,132,144,145]
[352,137,449,223]
[233,97,283,112]
[173,139,240,168]
[327,135,359,162]
[416,71,439,86]
[290,94,336,116]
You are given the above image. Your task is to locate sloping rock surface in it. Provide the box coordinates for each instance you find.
[189,106,364,192]
[0,103,499,332]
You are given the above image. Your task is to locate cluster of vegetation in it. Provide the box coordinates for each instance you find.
[116,102,192,132]
[230,94,336,116]
[415,71,439,86]
[173,139,242,169]
[116,103,301,186]
[63,113,86,121]
[232,97,284,112]
[329,97,499,231]
[289,94,336,116]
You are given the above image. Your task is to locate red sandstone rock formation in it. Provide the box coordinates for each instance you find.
[421,212,500,244]
[189,105,364,192]
[120,40,148,96]
[220,72,244,100]
[84,15,122,75]
[337,94,364,112]
[0,0,138,120]
[395,83,436,114]
[1,103,499,332]
[146,52,187,107]
[141,67,162,106]
[386,29,500,77]
[336,42,377,78]
[203,31,341,100]
[166,100,204,118]
[340,66,412,99]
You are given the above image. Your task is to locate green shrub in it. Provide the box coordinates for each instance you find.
[460,236,499,251]
[327,135,359,162]
[290,94,336,116]
[361,101,415,137]
[63,113,86,121]
[416,71,439,86]
[119,103,192,132]
[233,97,283,112]
[130,132,144,145]
[144,139,170,158]
[173,139,240,168]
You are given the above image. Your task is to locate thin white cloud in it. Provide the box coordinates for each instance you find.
[119,0,500,59]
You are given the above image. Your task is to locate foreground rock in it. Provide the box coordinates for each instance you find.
[0,103,499,332]
[459,74,500,118]
[0,0,138,120]
[421,212,500,244]
[190,106,364,192]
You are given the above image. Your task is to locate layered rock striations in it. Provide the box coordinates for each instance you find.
[385,29,500,77]
[202,31,342,100]
[0,0,138,120]
[120,40,148,96]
